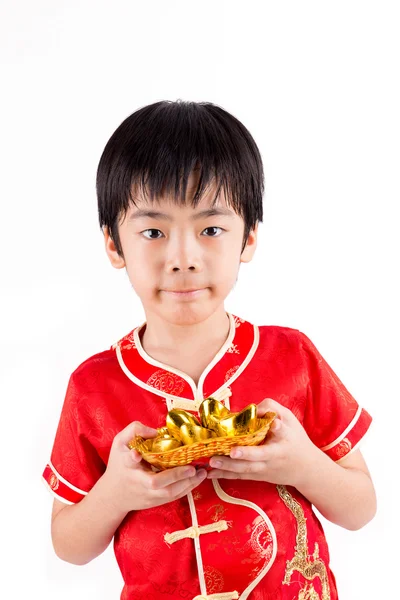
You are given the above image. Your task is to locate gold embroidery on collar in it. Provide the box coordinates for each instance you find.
[276,485,331,600]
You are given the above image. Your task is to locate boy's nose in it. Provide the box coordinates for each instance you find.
[171,265,197,272]
[165,237,203,273]
[168,259,201,273]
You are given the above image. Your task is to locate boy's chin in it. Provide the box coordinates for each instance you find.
[164,306,212,326]
[158,301,222,327]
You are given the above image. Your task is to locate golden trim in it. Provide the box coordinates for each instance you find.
[164,520,229,544]
[170,398,204,411]
[320,405,362,451]
[48,460,88,495]
[210,323,260,404]
[192,593,238,600]
[133,312,236,402]
[276,485,331,600]
[212,480,277,600]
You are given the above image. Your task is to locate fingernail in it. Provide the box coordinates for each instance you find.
[184,468,196,477]
[231,449,242,458]
[196,469,207,479]
[211,460,222,468]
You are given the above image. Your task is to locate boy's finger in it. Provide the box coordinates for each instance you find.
[165,469,208,500]
[116,421,158,448]
[270,417,283,433]
[148,464,198,490]
[228,444,271,461]
[257,398,293,422]
[123,448,146,470]
[256,397,279,416]
[130,449,144,463]
[208,456,266,473]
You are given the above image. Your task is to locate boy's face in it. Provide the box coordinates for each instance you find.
[104,173,258,326]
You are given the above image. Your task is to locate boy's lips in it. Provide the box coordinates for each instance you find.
[162,288,208,299]
[165,287,205,292]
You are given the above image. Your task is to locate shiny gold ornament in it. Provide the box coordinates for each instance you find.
[166,409,201,440]
[157,426,176,438]
[215,403,258,437]
[128,395,276,470]
[179,423,217,445]
[151,436,183,453]
[199,397,230,431]
[149,425,183,452]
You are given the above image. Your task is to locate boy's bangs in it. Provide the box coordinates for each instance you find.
[129,164,235,214]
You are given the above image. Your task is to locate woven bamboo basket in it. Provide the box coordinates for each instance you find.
[128,412,276,470]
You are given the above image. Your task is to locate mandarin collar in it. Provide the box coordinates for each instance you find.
[113,313,259,411]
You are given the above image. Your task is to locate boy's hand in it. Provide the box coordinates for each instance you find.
[207,398,318,487]
[100,421,207,515]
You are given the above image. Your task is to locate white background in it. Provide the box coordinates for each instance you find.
[1,1,398,598]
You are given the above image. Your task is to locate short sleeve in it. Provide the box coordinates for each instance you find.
[42,372,106,504]
[299,331,373,462]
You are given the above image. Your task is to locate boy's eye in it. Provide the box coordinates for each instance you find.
[202,227,223,237]
[141,227,223,239]
[142,229,163,239]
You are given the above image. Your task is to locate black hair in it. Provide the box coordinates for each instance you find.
[96,100,264,257]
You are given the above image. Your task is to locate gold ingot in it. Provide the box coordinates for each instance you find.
[179,423,217,446]
[215,403,258,437]
[157,426,175,438]
[199,397,230,431]
[166,409,201,440]
[151,436,182,453]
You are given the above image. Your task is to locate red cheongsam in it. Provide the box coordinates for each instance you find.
[42,313,373,600]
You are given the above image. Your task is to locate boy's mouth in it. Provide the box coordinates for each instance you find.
[162,288,208,299]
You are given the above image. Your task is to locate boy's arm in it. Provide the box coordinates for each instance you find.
[208,399,376,531]
[294,447,377,531]
[51,474,128,566]
[49,421,208,566]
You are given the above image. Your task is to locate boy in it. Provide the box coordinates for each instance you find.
[42,100,376,600]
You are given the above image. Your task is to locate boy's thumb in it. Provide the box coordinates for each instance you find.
[271,417,282,433]
[270,417,287,440]
[116,421,158,448]
[130,448,144,464]
[257,397,279,417]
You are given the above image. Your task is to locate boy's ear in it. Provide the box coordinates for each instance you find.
[103,226,126,269]
[240,223,258,263]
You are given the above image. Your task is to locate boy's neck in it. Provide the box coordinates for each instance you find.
[140,307,231,356]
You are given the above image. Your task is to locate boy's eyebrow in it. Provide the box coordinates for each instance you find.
[128,208,235,221]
